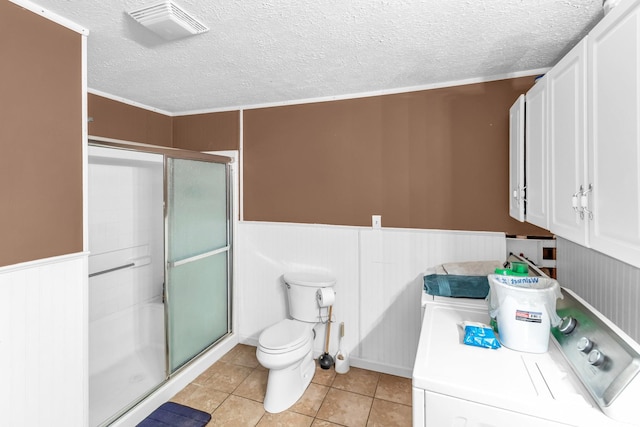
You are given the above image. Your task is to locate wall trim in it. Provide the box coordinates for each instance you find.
[0,251,89,274]
[9,0,89,35]
[82,30,89,255]
[224,68,550,113]
[238,220,508,237]
[91,68,550,117]
[239,110,245,221]
[348,356,412,379]
[88,88,174,117]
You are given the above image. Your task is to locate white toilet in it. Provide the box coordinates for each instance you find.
[256,272,336,413]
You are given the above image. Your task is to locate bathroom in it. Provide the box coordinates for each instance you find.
[3,1,640,426]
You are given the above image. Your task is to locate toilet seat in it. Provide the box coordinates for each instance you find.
[258,319,312,354]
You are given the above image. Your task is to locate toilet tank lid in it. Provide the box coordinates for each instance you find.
[284,272,336,287]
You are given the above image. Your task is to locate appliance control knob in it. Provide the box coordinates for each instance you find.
[559,317,577,334]
[577,337,593,353]
[588,349,605,367]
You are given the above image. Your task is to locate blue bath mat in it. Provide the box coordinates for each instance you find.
[137,402,211,427]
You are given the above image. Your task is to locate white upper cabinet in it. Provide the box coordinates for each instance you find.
[510,0,640,268]
[525,77,549,229]
[509,94,525,222]
[548,39,589,246]
[587,0,640,268]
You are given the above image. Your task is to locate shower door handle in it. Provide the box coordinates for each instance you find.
[169,246,230,268]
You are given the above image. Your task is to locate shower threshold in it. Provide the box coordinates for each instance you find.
[89,345,165,427]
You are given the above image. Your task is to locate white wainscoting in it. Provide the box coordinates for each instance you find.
[0,253,88,427]
[557,238,640,344]
[237,221,506,377]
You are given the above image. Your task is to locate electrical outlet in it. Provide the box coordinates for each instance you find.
[372,215,382,229]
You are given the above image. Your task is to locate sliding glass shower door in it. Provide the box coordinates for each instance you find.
[88,146,167,427]
[166,158,231,373]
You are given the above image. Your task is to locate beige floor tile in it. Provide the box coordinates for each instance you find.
[316,388,373,427]
[312,361,336,386]
[257,410,314,427]
[180,383,229,414]
[366,398,411,427]
[289,383,330,417]
[374,373,412,406]
[311,420,343,427]
[234,368,269,402]
[192,362,220,386]
[203,361,254,393]
[170,383,199,405]
[209,395,265,426]
[330,367,380,397]
[175,356,411,427]
[220,344,260,368]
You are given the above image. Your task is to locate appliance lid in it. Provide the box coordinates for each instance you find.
[284,272,336,287]
[412,300,608,426]
[259,319,311,351]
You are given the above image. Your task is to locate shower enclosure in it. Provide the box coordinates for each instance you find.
[87,143,232,427]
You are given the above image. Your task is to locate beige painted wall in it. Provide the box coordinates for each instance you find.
[0,1,83,266]
[88,78,548,236]
[243,78,549,236]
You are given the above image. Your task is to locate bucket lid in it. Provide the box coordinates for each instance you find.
[284,272,336,287]
[259,319,312,351]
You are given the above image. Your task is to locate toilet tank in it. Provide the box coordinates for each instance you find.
[284,272,336,322]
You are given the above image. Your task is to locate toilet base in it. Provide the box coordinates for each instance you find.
[263,350,315,413]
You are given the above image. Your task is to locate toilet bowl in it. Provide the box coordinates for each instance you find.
[257,319,316,413]
[256,271,336,414]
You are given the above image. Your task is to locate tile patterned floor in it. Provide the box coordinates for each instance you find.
[170,344,412,426]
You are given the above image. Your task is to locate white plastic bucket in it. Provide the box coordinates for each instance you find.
[488,275,562,353]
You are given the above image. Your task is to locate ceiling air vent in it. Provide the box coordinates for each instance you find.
[128,1,209,41]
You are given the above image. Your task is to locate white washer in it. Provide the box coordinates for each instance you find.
[414,298,614,426]
[413,268,640,426]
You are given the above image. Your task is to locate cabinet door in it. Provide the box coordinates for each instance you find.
[548,39,588,246]
[525,77,548,229]
[588,0,640,268]
[509,94,525,222]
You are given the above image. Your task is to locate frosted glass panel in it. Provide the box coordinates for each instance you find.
[168,253,228,371]
[167,158,230,373]
[168,159,228,260]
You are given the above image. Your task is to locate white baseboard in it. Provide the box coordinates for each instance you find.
[347,356,412,379]
[240,335,412,379]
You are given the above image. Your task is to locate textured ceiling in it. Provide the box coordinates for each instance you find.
[31,0,604,114]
